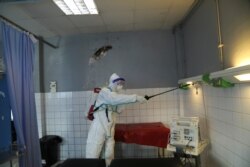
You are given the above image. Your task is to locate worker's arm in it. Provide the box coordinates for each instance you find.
[98,87,137,106]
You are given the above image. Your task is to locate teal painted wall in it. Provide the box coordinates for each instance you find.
[36,30,178,92]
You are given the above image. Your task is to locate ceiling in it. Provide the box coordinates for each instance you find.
[0,0,195,38]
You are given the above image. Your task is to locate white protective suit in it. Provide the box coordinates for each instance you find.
[86,73,146,167]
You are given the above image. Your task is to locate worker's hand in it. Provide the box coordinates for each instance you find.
[136,95,147,103]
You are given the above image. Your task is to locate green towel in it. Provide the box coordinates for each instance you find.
[202,73,212,85]
[202,73,234,88]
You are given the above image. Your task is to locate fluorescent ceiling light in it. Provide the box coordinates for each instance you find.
[53,0,99,15]
[234,73,250,81]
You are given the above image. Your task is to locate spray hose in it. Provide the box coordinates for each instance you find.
[144,83,190,100]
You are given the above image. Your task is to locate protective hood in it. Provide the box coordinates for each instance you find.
[108,73,125,91]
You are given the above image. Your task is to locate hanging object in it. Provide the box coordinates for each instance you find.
[89,45,112,65]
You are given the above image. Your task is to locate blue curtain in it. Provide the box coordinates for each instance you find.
[1,21,42,167]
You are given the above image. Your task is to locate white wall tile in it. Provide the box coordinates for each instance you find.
[179,83,250,167]
[36,87,176,160]
[240,99,250,114]
[233,154,250,167]
[239,83,250,98]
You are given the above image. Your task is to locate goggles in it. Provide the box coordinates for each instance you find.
[113,78,125,86]
[116,80,125,86]
[112,77,125,83]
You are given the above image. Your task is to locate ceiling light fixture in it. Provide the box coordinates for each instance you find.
[53,0,99,15]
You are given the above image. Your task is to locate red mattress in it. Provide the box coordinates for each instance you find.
[115,122,170,148]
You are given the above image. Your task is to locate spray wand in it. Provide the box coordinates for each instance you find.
[144,84,190,100]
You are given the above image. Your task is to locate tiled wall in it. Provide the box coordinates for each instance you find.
[179,83,250,167]
[35,87,179,160]
[36,84,250,166]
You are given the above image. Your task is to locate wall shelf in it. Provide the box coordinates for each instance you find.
[178,64,250,84]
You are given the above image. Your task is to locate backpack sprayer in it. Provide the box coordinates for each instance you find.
[144,83,190,100]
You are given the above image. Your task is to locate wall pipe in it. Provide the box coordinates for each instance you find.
[173,0,225,71]
[215,0,224,70]
[0,15,58,49]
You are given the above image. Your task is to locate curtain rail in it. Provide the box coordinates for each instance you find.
[0,15,58,49]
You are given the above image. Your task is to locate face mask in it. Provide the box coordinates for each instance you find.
[117,85,123,91]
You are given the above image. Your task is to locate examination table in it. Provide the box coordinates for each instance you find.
[114,122,170,148]
[60,123,174,167]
